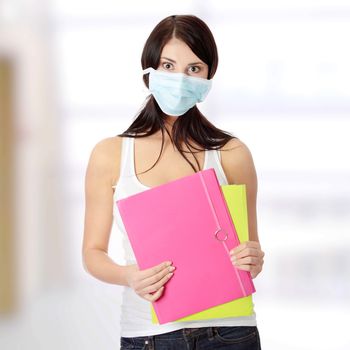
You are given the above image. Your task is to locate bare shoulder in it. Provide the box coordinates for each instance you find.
[86,136,123,188]
[220,137,254,163]
[219,137,257,185]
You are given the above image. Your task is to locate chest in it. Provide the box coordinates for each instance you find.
[134,139,207,188]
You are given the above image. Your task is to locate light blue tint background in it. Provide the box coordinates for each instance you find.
[0,1,349,349]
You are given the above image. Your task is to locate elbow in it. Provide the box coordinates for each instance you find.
[82,248,91,274]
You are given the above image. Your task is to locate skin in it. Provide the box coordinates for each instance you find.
[82,37,264,303]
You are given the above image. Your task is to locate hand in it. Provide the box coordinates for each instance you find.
[124,261,176,302]
[229,241,265,279]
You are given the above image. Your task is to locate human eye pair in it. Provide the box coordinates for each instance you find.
[161,62,201,73]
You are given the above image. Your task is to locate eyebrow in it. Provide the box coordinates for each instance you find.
[160,56,204,66]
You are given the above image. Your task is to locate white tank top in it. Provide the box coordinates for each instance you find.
[112,135,257,337]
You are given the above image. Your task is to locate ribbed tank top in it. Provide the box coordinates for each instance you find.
[112,135,257,337]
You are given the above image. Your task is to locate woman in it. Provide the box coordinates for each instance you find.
[82,14,265,349]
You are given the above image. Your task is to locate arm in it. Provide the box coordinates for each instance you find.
[220,137,265,278]
[82,136,129,286]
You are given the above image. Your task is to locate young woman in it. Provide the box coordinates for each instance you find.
[82,14,265,350]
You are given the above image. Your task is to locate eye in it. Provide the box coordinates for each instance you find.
[162,62,173,70]
[189,66,201,73]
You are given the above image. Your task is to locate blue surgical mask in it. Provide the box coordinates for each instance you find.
[142,67,212,116]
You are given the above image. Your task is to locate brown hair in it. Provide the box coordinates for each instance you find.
[117,14,237,174]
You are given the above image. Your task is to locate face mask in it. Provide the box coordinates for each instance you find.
[142,67,212,116]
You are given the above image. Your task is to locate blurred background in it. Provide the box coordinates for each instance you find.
[1,1,349,349]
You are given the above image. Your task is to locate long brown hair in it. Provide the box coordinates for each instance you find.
[117,14,237,174]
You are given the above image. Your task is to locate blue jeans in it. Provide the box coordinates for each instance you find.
[120,326,261,349]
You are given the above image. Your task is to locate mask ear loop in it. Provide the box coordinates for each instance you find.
[142,67,154,75]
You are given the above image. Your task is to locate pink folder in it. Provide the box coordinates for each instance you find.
[116,168,255,324]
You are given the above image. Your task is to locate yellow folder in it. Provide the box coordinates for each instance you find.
[151,184,254,324]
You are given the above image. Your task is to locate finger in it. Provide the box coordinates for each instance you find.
[234,261,263,278]
[143,271,174,294]
[139,264,175,291]
[230,241,260,255]
[150,286,166,302]
[230,243,246,255]
[233,256,259,266]
[233,263,254,272]
[143,286,165,302]
[231,247,261,260]
[139,261,172,280]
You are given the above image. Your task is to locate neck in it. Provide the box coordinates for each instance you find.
[163,115,177,133]
[165,115,177,125]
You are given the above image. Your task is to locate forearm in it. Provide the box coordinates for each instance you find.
[83,248,130,287]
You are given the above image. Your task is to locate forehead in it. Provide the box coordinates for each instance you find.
[160,37,203,63]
